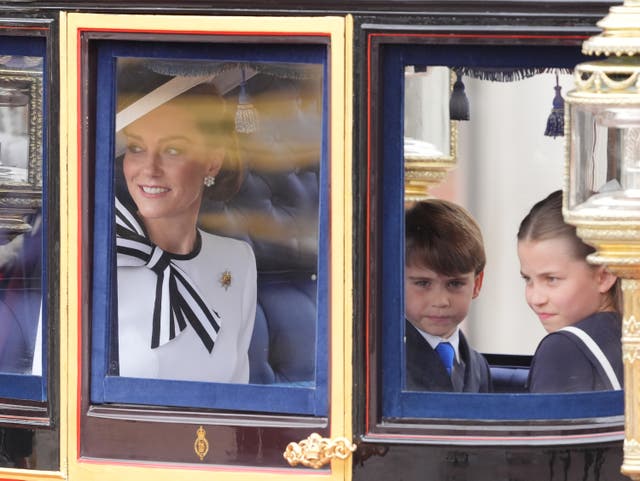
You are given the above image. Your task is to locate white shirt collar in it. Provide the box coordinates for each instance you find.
[414,326,461,362]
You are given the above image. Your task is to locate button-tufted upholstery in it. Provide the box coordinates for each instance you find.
[202,165,319,385]
[201,76,322,385]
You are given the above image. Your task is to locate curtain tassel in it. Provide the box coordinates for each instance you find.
[449,69,470,121]
[235,68,259,134]
[544,73,564,138]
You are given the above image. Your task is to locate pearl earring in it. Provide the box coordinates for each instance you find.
[204,176,216,187]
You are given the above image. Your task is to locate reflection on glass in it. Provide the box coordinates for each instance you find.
[0,49,54,473]
[0,54,43,377]
[0,104,29,183]
[0,55,42,186]
[111,58,321,386]
[0,210,41,374]
[0,427,58,470]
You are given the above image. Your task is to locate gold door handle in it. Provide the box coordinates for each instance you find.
[283,432,356,469]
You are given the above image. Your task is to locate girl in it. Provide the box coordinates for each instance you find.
[517,190,623,393]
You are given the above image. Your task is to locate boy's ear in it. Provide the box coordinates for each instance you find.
[596,266,617,294]
[472,271,484,299]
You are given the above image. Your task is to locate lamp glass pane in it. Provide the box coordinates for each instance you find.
[569,102,640,213]
[404,66,451,158]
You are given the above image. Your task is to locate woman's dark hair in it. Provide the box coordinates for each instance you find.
[518,190,620,312]
[169,82,244,201]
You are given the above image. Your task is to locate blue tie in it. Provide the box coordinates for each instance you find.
[435,342,455,375]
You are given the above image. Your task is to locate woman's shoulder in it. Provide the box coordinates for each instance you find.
[199,230,255,260]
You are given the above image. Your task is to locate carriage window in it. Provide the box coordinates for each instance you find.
[0,51,45,401]
[90,42,328,416]
[66,11,349,467]
[403,66,571,389]
[0,33,59,471]
[375,43,624,428]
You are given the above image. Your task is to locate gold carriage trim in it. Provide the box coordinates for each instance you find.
[283,432,356,469]
[194,425,210,461]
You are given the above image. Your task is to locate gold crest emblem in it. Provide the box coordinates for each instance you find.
[194,425,209,461]
[219,270,232,290]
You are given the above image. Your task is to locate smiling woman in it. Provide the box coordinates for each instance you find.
[122,98,226,253]
[114,64,257,383]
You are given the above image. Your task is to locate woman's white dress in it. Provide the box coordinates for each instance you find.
[117,230,256,383]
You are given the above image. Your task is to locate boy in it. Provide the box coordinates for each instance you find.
[404,199,492,392]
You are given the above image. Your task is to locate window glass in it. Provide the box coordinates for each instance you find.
[0,43,46,402]
[0,34,57,471]
[379,43,624,421]
[91,41,329,415]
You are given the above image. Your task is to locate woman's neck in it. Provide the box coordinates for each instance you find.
[142,215,199,255]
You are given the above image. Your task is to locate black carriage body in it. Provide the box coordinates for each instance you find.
[0,1,627,481]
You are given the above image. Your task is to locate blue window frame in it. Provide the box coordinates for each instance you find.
[381,43,624,421]
[0,35,47,402]
[90,40,329,416]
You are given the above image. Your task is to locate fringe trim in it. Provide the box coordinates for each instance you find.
[454,66,572,82]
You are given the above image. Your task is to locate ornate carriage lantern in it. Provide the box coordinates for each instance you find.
[403,135,457,201]
[563,1,640,478]
[403,66,458,201]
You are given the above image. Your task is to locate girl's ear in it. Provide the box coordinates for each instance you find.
[207,147,225,176]
[596,266,618,294]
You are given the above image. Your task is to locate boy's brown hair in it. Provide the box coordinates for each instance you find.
[405,199,486,275]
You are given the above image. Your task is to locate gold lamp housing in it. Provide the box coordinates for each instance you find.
[564,2,640,478]
[404,134,457,201]
[403,67,458,201]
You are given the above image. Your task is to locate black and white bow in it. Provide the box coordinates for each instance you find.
[115,197,221,352]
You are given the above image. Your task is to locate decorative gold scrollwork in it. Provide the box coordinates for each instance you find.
[624,315,640,339]
[283,432,356,469]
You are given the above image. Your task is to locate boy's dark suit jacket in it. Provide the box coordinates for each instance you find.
[405,320,492,392]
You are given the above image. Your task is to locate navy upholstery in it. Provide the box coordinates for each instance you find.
[201,76,322,385]
[250,274,317,384]
[490,367,529,393]
[486,354,531,393]
[203,164,319,385]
